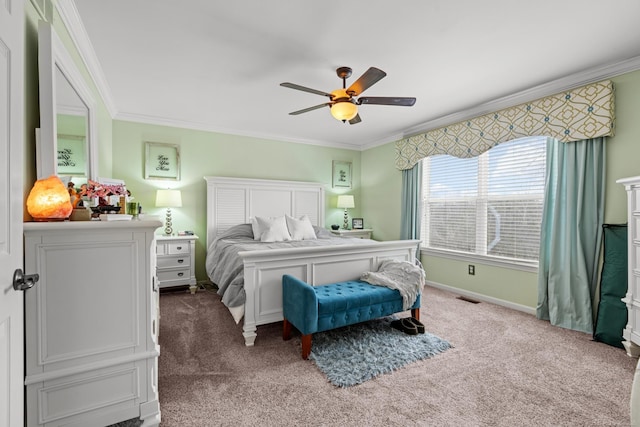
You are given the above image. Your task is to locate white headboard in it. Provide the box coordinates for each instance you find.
[204,176,326,247]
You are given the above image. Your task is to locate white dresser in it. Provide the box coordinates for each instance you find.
[23,220,162,426]
[155,234,198,293]
[618,176,640,357]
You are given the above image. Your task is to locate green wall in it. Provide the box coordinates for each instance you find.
[111,120,362,282]
[361,141,403,241]
[361,69,640,311]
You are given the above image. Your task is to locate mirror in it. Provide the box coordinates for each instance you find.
[37,21,97,185]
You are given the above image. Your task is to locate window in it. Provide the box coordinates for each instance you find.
[421,136,547,268]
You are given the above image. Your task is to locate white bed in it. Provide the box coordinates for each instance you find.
[204,176,420,346]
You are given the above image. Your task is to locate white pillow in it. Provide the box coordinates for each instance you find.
[251,217,261,240]
[286,215,317,240]
[255,216,292,242]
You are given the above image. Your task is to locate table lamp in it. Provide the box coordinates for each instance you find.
[337,195,355,230]
[156,189,182,235]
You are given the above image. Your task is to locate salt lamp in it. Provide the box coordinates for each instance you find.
[26,175,73,221]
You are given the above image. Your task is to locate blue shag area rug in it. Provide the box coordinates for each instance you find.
[309,317,452,387]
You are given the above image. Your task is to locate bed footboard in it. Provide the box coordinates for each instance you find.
[239,239,420,346]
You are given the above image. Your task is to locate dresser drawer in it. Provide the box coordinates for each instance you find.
[157,255,190,269]
[157,268,191,283]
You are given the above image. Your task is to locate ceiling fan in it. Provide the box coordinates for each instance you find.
[280,66,416,124]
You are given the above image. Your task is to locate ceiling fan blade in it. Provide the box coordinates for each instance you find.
[280,82,333,98]
[288,102,332,115]
[346,67,387,96]
[357,97,416,106]
[349,114,362,125]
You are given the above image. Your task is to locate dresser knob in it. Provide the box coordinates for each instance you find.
[178,272,184,277]
[177,259,184,263]
[176,246,182,250]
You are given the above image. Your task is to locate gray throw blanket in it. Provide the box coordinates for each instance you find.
[361,260,425,310]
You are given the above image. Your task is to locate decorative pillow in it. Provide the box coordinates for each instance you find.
[250,217,261,240]
[255,216,292,242]
[286,215,317,240]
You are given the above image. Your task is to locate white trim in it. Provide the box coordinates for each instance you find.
[421,247,538,273]
[55,0,118,118]
[426,280,536,316]
[24,349,159,385]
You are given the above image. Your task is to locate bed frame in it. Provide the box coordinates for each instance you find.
[204,176,420,346]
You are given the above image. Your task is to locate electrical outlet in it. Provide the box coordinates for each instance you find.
[468,264,475,275]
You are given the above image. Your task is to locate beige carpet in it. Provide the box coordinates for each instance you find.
[158,286,636,426]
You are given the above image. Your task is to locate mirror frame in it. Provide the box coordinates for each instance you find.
[37,21,97,180]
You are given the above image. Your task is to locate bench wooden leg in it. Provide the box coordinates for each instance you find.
[301,334,312,360]
[411,308,420,321]
[283,318,292,340]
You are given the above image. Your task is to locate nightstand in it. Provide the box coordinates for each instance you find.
[329,228,373,239]
[156,234,198,293]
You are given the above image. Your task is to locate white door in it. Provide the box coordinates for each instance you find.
[0,0,25,426]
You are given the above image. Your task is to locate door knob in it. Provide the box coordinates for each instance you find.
[13,268,39,291]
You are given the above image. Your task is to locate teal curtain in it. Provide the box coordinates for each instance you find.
[537,137,606,334]
[400,162,422,240]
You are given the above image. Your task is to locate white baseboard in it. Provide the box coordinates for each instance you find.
[425,280,536,316]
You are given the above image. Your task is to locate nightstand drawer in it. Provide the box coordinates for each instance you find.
[156,241,191,256]
[168,242,190,255]
[157,268,191,283]
[157,255,190,269]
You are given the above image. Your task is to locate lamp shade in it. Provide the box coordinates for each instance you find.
[155,189,182,208]
[337,195,355,209]
[26,175,73,221]
[330,89,358,121]
[330,101,358,122]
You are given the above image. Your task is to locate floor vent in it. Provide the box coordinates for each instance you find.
[456,296,480,304]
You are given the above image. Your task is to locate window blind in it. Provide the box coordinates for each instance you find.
[421,136,546,263]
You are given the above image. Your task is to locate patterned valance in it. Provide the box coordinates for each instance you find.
[395,80,614,170]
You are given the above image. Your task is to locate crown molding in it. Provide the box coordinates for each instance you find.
[55,0,118,117]
[393,55,640,144]
[114,112,363,151]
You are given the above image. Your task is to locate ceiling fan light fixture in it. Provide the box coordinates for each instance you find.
[330,101,358,121]
[330,89,358,121]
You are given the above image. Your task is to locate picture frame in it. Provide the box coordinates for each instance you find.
[57,134,87,176]
[332,160,352,189]
[145,141,180,181]
[352,218,364,229]
[97,177,127,206]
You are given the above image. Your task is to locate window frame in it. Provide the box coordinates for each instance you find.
[420,136,545,273]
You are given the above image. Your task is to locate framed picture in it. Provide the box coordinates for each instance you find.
[57,135,87,176]
[332,160,352,189]
[145,142,180,181]
[97,177,127,206]
[352,218,364,229]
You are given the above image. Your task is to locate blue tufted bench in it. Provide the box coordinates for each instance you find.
[282,274,421,359]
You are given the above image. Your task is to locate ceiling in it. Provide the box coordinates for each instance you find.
[65,0,640,150]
